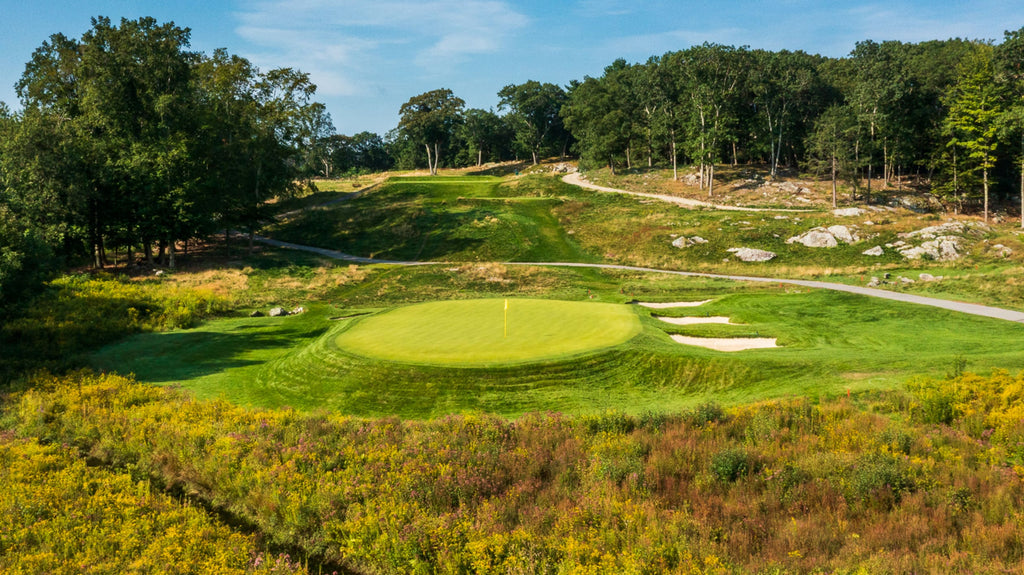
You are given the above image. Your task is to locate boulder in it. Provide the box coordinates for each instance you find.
[292,306,306,315]
[862,246,884,256]
[992,244,1014,258]
[827,225,859,244]
[268,307,289,317]
[919,273,937,282]
[787,228,838,248]
[833,207,865,217]
[726,247,776,262]
[249,310,263,317]
[671,236,708,249]
[867,277,881,287]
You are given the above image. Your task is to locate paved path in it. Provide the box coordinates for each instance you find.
[251,236,1024,324]
[562,172,813,213]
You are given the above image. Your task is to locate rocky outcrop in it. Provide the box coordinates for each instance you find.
[786,225,859,248]
[727,247,776,262]
[268,307,289,317]
[672,236,708,248]
[862,246,884,256]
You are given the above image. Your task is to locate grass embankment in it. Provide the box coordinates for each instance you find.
[267,175,594,263]
[89,264,1024,418]
[5,370,1024,574]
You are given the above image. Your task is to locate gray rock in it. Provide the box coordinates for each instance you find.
[154,270,165,277]
[862,246,884,256]
[833,207,865,217]
[919,273,936,282]
[867,277,880,287]
[827,225,859,244]
[268,307,288,317]
[787,228,838,248]
[992,244,1013,258]
[671,236,708,249]
[249,310,263,317]
[292,306,306,314]
[726,247,776,262]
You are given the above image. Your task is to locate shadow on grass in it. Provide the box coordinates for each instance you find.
[92,325,328,384]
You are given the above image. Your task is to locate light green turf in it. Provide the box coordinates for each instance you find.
[335,298,642,365]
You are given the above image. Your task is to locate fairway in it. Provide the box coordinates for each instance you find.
[335,298,642,365]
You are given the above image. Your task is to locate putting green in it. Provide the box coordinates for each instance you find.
[335,298,642,365]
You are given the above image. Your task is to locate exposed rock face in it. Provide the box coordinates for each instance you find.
[786,225,859,248]
[788,229,837,248]
[898,237,964,261]
[726,247,776,262]
[268,307,288,317]
[833,207,865,217]
[862,246,884,256]
[672,236,708,248]
[827,225,857,244]
[992,244,1014,258]
[892,221,990,262]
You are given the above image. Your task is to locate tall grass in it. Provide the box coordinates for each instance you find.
[6,370,1024,573]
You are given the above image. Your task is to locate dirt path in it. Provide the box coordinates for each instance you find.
[250,235,1024,324]
[562,172,812,213]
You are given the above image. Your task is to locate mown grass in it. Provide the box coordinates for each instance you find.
[335,298,641,365]
[89,264,1024,418]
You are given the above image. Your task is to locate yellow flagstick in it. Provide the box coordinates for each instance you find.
[504,298,508,338]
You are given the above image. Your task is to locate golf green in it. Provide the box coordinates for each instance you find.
[334,298,642,365]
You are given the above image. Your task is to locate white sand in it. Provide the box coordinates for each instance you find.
[638,300,712,309]
[670,334,778,352]
[656,316,734,325]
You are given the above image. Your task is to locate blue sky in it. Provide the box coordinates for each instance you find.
[2,1,1022,135]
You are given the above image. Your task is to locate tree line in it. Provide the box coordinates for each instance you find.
[0,17,331,306]
[3,17,1024,308]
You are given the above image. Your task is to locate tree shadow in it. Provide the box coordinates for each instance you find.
[92,325,328,383]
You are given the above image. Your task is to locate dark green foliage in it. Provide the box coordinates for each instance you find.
[710,447,758,482]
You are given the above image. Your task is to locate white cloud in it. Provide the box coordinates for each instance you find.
[233,0,528,96]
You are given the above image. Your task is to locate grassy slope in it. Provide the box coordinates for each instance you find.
[90,264,1024,418]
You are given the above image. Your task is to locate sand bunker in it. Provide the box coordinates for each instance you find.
[670,334,778,352]
[638,300,712,309]
[656,316,734,325]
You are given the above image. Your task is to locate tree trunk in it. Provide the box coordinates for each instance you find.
[983,165,989,223]
[168,239,176,269]
[671,137,678,181]
[145,240,154,266]
[831,154,838,208]
[478,149,483,167]
[708,163,715,198]
[953,146,959,214]
[609,156,615,175]
[732,142,737,167]
[626,147,632,170]
[424,144,434,175]
[532,149,538,166]
[1020,153,1023,230]
[883,141,889,187]
[434,142,440,175]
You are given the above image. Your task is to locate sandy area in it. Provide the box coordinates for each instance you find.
[638,300,712,309]
[656,316,734,325]
[670,334,778,352]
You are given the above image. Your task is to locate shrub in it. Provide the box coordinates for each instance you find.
[710,447,757,483]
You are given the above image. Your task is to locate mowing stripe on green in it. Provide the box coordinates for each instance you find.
[334,298,642,365]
